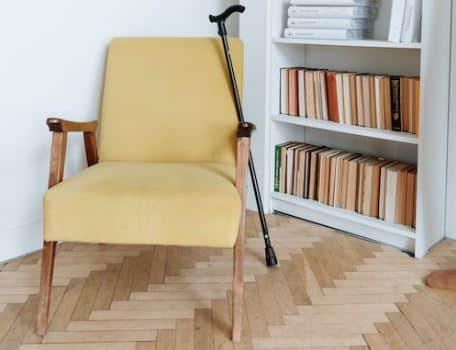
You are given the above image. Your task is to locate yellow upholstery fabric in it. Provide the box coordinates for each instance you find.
[44,162,240,248]
[98,37,243,164]
[43,37,245,248]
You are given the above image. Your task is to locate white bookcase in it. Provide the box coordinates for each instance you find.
[240,0,452,257]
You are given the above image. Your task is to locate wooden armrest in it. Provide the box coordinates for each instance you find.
[237,122,256,138]
[47,118,98,133]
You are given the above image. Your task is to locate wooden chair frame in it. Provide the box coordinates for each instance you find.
[37,117,255,342]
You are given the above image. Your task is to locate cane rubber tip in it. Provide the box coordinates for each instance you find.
[265,247,279,267]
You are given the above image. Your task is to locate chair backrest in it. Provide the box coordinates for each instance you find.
[98,37,243,165]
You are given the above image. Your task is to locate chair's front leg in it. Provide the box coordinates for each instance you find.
[232,122,255,342]
[37,129,68,336]
[37,241,57,336]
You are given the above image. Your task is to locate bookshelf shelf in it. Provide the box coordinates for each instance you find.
[271,192,416,251]
[273,115,419,145]
[273,37,422,50]
[240,0,451,258]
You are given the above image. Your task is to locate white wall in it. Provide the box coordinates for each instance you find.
[0,0,238,262]
[446,1,456,240]
[239,0,270,212]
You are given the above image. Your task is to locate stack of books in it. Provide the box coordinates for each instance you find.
[280,67,420,135]
[274,142,417,228]
[284,0,379,40]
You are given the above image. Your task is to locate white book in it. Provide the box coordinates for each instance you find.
[290,0,377,5]
[284,28,371,40]
[388,0,407,42]
[288,18,373,29]
[298,70,307,117]
[281,69,289,115]
[401,0,422,43]
[288,6,377,19]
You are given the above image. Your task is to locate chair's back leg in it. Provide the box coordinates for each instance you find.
[37,241,57,336]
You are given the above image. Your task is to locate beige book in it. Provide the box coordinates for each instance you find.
[304,146,322,198]
[400,77,410,132]
[356,157,371,213]
[287,144,304,195]
[384,163,410,224]
[349,74,358,126]
[298,69,307,117]
[356,75,365,127]
[314,71,323,120]
[280,143,298,193]
[305,70,316,119]
[369,75,377,128]
[383,77,392,130]
[405,167,417,227]
[288,68,299,116]
[309,147,329,200]
[395,165,411,225]
[334,153,355,208]
[342,73,353,125]
[293,144,311,195]
[379,161,399,219]
[361,75,371,128]
[341,154,356,209]
[296,146,313,197]
[345,156,362,212]
[329,152,349,207]
[320,71,329,121]
[336,73,345,124]
[319,150,342,205]
[374,76,385,130]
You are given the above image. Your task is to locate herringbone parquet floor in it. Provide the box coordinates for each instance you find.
[0,212,455,350]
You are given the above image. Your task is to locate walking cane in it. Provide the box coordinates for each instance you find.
[210,5,278,267]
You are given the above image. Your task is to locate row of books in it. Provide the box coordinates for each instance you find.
[285,0,378,40]
[280,67,420,135]
[274,142,417,228]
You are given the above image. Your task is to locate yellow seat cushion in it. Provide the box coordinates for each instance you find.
[44,162,241,248]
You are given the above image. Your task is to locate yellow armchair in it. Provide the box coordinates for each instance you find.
[37,38,253,342]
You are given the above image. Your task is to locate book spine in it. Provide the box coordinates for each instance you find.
[274,145,281,192]
[284,28,370,40]
[288,6,376,19]
[287,18,372,29]
[388,0,407,42]
[290,0,378,5]
[390,77,402,131]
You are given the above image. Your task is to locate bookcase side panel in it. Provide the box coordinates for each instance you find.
[415,0,451,258]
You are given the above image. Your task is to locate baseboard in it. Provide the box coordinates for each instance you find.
[446,231,456,240]
[0,219,43,263]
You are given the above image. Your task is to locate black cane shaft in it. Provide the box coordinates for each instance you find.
[220,34,245,122]
[220,34,273,249]
[248,157,273,247]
